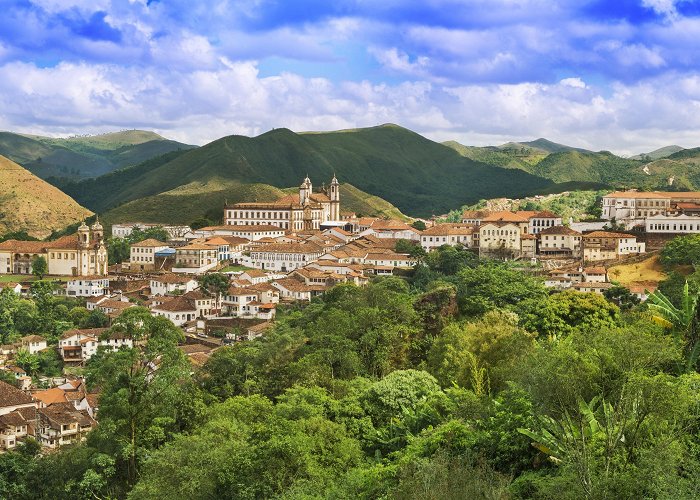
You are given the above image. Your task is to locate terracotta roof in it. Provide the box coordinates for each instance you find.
[178,243,217,251]
[182,290,211,300]
[253,242,323,253]
[198,224,284,232]
[33,388,69,406]
[97,299,133,311]
[584,267,607,274]
[132,238,167,247]
[603,191,683,199]
[241,269,267,278]
[39,403,94,427]
[421,224,475,236]
[483,211,530,223]
[62,328,113,340]
[273,278,325,293]
[583,231,635,239]
[21,335,46,343]
[152,274,195,284]
[0,380,34,407]
[204,237,231,245]
[0,239,49,253]
[539,225,582,236]
[0,410,29,427]
[153,296,197,312]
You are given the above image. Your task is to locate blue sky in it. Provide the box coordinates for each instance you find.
[1,0,700,154]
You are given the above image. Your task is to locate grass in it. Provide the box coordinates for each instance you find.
[221,265,255,272]
[0,275,34,282]
[608,255,667,285]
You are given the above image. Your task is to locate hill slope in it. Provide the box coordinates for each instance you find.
[63,124,558,218]
[0,155,92,238]
[102,180,407,226]
[0,130,195,179]
[630,145,685,161]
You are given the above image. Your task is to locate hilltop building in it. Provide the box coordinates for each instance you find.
[224,175,341,231]
[601,191,700,226]
[0,220,108,277]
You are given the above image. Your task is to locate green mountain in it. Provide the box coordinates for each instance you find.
[498,138,592,154]
[60,124,559,218]
[630,145,685,161]
[101,180,408,227]
[0,130,195,179]
[443,141,547,169]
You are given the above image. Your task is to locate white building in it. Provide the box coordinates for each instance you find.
[111,223,190,240]
[538,225,582,257]
[173,243,218,274]
[247,243,324,272]
[645,213,700,234]
[66,276,110,297]
[225,176,341,231]
[191,225,285,242]
[420,224,475,251]
[129,238,170,272]
[20,335,47,355]
[150,274,199,296]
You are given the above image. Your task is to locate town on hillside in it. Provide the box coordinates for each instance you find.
[0,180,698,452]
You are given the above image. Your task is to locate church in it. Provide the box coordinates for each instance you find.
[224,175,340,231]
[0,219,108,277]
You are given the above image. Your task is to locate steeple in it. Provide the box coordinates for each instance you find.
[78,220,90,248]
[329,174,340,220]
[90,216,104,244]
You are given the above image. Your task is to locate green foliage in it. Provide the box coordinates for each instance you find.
[63,125,557,219]
[455,263,547,315]
[30,255,47,279]
[519,290,619,339]
[660,234,700,267]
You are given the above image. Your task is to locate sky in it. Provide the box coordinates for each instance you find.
[1,1,700,155]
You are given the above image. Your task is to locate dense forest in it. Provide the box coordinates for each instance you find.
[2,245,700,499]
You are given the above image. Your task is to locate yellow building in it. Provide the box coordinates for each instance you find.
[0,220,107,277]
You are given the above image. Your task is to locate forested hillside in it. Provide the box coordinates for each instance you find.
[0,130,194,179]
[2,246,700,499]
[58,125,558,218]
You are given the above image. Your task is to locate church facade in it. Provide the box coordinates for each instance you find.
[0,220,108,277]
[224,176,340,231]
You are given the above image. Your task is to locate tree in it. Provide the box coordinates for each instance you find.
[31,255,47,279]
[411,220,427,231]
[85,313,190,487]
[14,349,40,375]
[455,263,547,316]
[603,284,641,311]
[128,227,169,244]
[197,273,229,310]
[106,238,130,265]
[647,281,700,372]
[660,234,700,267]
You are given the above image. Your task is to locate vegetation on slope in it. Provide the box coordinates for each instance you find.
[61,124,558,218]
[102,180,408,227]
[0,155,92,238]
[0,130,194,179]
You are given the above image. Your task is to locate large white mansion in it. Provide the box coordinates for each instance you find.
[224,176,340,231]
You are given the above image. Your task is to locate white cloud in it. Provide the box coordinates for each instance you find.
[1,60,700,156]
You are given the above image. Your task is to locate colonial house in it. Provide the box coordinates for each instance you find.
[601,191,700,226]
[111,223,190,240]
[0,381,37,452]
[239,269,271,284]
[571,282,614,295]
[0,220,107,277]
[58,328,131,364]
[247,242,324,272]
[129,238,170,272]
[151,291,214,326]
[538,225,583,257]
[225,176,341,230]
[272,277,327,301]
[66,276,110,297]
[359,219,421,241]
[37,403,95,449]
[420,224,475,251]
[19,335,47,355]
[173,243,218,274]
[479,222,529,258]
[645,213,700,234]
[149,274,199,296]
[191,225,284,241]
[582,231,645,262]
